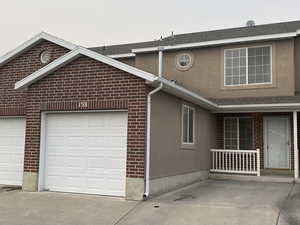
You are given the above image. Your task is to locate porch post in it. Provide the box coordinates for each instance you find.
[293,111,299,179]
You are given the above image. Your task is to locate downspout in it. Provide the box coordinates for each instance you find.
[144,47,164,199]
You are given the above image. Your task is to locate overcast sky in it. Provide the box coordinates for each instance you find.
[1,0,300,55]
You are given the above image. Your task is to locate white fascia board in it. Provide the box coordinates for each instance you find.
[297,30,300,35]
[215,102,300,113]
[0,32,77,67]
[15,47,157,90]
[108,53,135,59]
[132,32,297,53]
[157,77,218,110]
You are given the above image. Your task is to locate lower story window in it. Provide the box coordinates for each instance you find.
[224,117,254,150]
[182,105,195,144]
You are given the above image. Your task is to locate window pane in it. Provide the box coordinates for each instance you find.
[233,76,239,85]
[239,118,254,150]
[225,76,232,85]
[225,50,232,57]
[188,109,194,143]
[183,107,188,143]
[248,46,271,84]
[240,48,246,57]
[225,48,247,85]
[232,49,239,57]
[240,57,246,67]
[233,58,239,67]
[224,118,238,149]
[240,75,246,84]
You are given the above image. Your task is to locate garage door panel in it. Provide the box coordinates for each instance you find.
[0,118,25,185]
[47,136,65,145]
[44,112,127,196]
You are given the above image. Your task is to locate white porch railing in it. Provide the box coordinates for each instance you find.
[210,148,260,176]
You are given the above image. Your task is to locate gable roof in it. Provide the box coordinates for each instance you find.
[14,46,158,90]
[90,20,300,56]
[0,32,77,67]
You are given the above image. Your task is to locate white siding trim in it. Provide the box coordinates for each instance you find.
[108,53,136,59]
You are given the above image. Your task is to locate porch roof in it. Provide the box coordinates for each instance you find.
[211,93,300,112]
[211,93,300,105]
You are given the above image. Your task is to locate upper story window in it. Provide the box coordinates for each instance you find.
[224,46,271,86]
[182,105,195,145]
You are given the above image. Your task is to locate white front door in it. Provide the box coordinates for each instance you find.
[264,117,290,169]
[42,112,128,197]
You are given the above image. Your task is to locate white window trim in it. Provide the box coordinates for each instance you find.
[224,45,273,87]
[223,117,254,150]
[182,104,195,145]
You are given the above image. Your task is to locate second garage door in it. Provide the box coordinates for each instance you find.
[43,112,128,196]
[0,117,26,185]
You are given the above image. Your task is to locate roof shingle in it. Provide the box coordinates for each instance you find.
[90,20,300,55]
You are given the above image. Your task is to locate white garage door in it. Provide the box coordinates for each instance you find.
[0,117,26,185]
[43,112,128,196]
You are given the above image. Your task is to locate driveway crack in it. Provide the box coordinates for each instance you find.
[113,201,143,225]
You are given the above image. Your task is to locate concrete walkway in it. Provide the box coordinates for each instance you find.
[0,180,299,225]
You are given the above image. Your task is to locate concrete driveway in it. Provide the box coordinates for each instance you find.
[0,185,139,225]
[0,180,299,225]
[121,180,299,225]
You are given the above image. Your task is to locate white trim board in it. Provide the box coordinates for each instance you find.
[0,32,77,67]
[108,53,136,59]
[132,32,297,53]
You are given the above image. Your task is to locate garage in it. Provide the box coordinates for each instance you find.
[41,112,128,197]
[0,117,26,185]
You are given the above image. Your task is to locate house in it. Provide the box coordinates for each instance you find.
[0,20,299,201]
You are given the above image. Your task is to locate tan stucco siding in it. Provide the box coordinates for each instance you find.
[295,37,300,92]
[136,39,295,98]
[150,91,217,179]
[117,57,135,66]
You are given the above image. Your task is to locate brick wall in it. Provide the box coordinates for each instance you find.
[0,41,69,116]
[25,56,148,178]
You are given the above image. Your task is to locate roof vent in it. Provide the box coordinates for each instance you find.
[246,20,255,27]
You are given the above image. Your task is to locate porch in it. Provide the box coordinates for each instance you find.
[210,112,299,180]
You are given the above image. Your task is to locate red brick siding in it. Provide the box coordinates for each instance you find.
[24,56,147,178]
[217,112,294,170]
[0,41,69,115]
